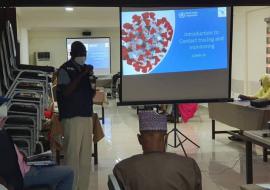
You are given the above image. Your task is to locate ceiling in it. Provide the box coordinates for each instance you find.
[16,7,120,29]
[12,0,270,7]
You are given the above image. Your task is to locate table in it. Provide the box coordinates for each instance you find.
[241,184,270,190]
[243,130,270,184]
[96,77,112,88]
[208,101,270,139]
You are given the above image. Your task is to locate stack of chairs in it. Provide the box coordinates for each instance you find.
[0,20,55,156]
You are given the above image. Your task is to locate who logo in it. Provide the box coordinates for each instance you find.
[218,7,227,18]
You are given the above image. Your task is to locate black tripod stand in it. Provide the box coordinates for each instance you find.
[167,104,200,157]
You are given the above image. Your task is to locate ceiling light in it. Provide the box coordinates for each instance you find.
[65,7,74,12]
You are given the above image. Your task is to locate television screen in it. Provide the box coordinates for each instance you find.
[67,38,111,76]
[121,7,232,104]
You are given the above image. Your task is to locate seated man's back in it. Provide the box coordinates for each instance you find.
[113,111,201,190]
[114,152,201,190]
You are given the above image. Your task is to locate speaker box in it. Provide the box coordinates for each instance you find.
[82,31,91,36]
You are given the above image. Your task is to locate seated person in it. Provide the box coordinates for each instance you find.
[15,145,74,190]
[1,113,74,190]
[113,111,201,190]
[239,74,270,100]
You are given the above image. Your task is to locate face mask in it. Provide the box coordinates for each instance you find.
[74,56,86,65]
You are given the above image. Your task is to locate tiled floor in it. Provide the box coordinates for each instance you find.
[89,100,270,190]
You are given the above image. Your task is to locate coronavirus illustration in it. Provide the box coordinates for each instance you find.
[122,12,174,74]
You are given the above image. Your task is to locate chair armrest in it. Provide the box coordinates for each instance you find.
[108,174,122,190]
[18,65,55,73]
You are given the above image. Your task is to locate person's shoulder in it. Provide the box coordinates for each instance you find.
[57,61,74,85]
[114,152,197,168]
[58,67,68,77]
[163,152,196,163]
[60,60,72,68]
[59,60,76,75]
[114,154,144,169]
[120,154,144,164]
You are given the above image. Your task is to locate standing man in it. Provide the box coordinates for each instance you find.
[57,41,95,190]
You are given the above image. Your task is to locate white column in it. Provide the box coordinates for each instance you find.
[20,28,29,65]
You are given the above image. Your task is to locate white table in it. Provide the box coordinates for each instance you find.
[243,130,270,184]
[241,184,270,190]
[208,101,270,139]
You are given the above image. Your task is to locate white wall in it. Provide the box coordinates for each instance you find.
[231,7,246,95]
[232,6,270,96]
[16,13,30,65]
[247,7,270,94]
[28,28,120,74]
[17,7,119,28]
[16,7,120,73]
[17,6,270,94]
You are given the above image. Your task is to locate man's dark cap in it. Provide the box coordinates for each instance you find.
[71,41,86,57]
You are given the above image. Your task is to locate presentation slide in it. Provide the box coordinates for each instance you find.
[121,7,232,103]
[122,7,228,75]
[67,38,111,75]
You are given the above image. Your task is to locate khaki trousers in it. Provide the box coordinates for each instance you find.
[62,117,93,190]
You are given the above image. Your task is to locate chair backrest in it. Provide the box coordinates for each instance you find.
[51,84,57,103]
[0,38,10,94]
[0,39,5,96]
[112,73,120,86]
[5,20,16,69]
[0,81,2,97]
[1,31,14,81]
[0,129,24,190]
[6,21,16,57]
[108,174,122,190]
